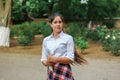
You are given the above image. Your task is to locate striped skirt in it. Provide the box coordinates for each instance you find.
[47,63,74,80]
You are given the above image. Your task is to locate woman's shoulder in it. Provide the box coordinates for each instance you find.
[63,33,73,39]
[43,35,51,41]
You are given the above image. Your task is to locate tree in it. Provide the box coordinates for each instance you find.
[0,0,11,47]
[11,0,120,22]
[87,0,120,20]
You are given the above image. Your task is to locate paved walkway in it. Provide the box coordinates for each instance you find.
[0,53,120,80]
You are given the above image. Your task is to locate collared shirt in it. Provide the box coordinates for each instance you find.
[41,31,74,62]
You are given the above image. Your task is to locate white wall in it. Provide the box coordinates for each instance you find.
[0,26,10,47]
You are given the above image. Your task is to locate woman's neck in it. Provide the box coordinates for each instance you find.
[53,31,61,38]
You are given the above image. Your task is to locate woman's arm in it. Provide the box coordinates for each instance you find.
[47,56,73,64]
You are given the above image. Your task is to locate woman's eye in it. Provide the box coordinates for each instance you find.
[53,21,62,24]
[54,21,57,24]
[59,21,62,23]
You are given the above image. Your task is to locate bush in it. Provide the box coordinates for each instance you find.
[66,22,87,38]
[17,22,35,46]
[37,21,51,37]
[10,22,37,46]
[10,21,51,46]
[86,29,100,41]
[111,38,120,56]
[10,24,20,39]
[101,34,112,51]
[74,37,88,53]
[110,30,120,56]
[65,22,88,53]
[86,25,108,41]
[17,35,31,46]
[101,29,120,56]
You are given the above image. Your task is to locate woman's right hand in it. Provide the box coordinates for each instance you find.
[42,60,53,67]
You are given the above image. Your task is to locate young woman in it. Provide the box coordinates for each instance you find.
[41,13,86,80]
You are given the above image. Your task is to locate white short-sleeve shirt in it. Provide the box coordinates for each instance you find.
[41,31,74,62]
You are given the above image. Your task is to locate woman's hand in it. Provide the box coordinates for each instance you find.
[42,56,56,66]
[42,60,53,67]
[47,56,56,63]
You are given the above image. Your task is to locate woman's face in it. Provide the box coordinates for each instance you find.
[50,16,63,33]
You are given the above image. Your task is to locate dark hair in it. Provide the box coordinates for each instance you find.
[74,47,87,65]
[48,13,64,23]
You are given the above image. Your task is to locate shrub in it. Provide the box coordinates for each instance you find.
[101,29,120,56]
[37,21,51,37]
[17,35,31,46]
[74,37,88,53]
[110,30,120,56]
[111,38,120,56]
[101,34,112,51]
[10,24,20,39]
[86,29,100,41]
[86,25,109,41]
[96,25,108,42]
[30,22,39,35]
[10,22,37,46]
[17,22,35,46]
[10,21,51,46]
[66,22,87,38]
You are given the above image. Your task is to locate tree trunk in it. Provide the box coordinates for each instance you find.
[0,0,11,47]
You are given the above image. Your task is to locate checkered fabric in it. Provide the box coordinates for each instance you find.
[47,63,74,80]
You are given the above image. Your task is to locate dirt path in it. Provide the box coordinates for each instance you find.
[0,53,120,80]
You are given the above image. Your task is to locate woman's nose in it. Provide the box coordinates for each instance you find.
[56,22,60,26]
